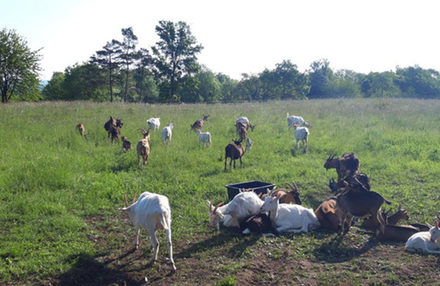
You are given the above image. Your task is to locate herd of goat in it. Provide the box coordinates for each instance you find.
[75,113,440,272]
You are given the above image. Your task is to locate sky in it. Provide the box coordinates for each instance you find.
[2,0,440,81]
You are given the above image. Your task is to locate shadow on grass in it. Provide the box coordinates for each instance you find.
[312,233,378,263]
[52,253,141,286]
[175,228,260,260]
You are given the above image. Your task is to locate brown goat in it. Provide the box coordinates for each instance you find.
[121,136,132,152]
[270,182,302,205]
[335,187,391,235]
[375,224,420,242]
[324,153,360,182]
[314,198,350,232]
[224,138,253,170]
[235,121,248,141]
[136,128,151,168]
[362,205,409,230]
[191,114,209,131]
[329,173,370,193]
[104,117,123,141]
[76,123,86,137]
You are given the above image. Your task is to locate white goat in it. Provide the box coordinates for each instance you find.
[260,194,320,233]
[405,220,440,254]
[119,192,176,271]
[206,191,263,230]
[146,117,161,130]
[161,123,174,144]
[287,113,311,129]
[195,129,211,146]
[293,125,309,153]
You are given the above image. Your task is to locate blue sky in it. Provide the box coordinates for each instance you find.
[3,0,440,80]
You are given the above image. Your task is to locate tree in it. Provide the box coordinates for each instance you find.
[90,40,121,102]
[62,63,107,101]
[119,27,138,102]
[133,48,158,103]
[0,28,41,103]
[42,72,65,100]
[308,59,334,98]
[152,21,203,102]
[361,72,400,97]
[395,66,440,98]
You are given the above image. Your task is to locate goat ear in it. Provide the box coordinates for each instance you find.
[215,202,224,208]
[276,192,283,199]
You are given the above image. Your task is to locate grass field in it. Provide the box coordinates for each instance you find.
[1,98,440,285]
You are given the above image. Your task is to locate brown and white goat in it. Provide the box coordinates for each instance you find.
[191,114,209,131]
[314,198,350,232]
[76,123,86,137]
[136,128,151,168]
[121,136,132,152]
[270,182,302,205]
[324,153,360,181]
[224,138,253,170]
[235,121,248,141]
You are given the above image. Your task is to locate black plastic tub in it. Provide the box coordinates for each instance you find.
[225,180,276,200]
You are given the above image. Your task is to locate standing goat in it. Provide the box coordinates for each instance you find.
[162,123,174,144]
[191,114,209,131]
[146,117,161,130]
[405,219,440,254]
[287,113,311,128]
[195,129,211,146]
[119,192,176,271]
[121,136,132,152]
[224,138,253,170]
[235,121,248,141]
[260,193,320,233]
[293,125,309,153]
[235,116,255,132]
[137,128,151,168]
[206,191,263,230]
[76,123,86,137]
[324,153,360,182]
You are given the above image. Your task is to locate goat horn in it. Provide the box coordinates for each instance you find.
[124,194,128,207]
[132,192,138,204]
[292,181,299,192]
[213,202,224,214]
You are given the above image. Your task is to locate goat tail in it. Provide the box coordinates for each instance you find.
[384,199,392,205]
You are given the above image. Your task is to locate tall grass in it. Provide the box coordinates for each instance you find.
[0,98,439,282]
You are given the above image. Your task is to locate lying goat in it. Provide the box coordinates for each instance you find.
[270,182,302,205]
[260,193,320,233]
[119,192,176,271]
[240,213,275,236]
[314,198,349,232]
[361,205,408,230]
[405,220,440,254]
[224,138,253,170]
[206,191,262,230]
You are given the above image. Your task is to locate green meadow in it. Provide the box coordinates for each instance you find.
[1,98,440,285]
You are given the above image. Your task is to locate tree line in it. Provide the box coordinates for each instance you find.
[3,22,440,104]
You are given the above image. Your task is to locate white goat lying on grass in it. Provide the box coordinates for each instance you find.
[405,220,440,254]
[119,192,176,272]
[260,193,320,233]
[206,191,263,230]
[287,113,311,128]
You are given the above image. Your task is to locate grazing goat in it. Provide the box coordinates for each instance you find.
[324,153,360,182]
[206,191,263,230]
[260,193,320,233]
[335,187,391,235]
[293,125,309,153]
[235,117,255,131]
[121,136,132,152]
[287,113,311,129]
[137,128,151,168]
[270,182,302,205]
[195,129,211,146]
[405,220,440,254]
[146,117,161,130]
[191,114,209,131]
[240,213,275,236]
[119,192,176,271]
[224,138,253,170]
[314,198,350,232]
[235,121,248,141]
[76,123,86,137]
[162,123,174,144]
